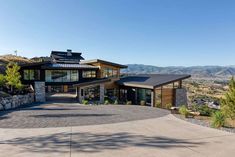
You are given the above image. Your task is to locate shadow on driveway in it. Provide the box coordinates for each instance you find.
[0,132,205,154]
[29,113,116,118]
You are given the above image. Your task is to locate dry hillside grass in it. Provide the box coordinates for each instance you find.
[0,54,35,74]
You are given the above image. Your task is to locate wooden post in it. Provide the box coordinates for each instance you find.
[179,80,182,88]
[151,89,156,107]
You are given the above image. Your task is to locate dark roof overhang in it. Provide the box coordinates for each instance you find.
[116,74,191,89]
[73,78,111,87]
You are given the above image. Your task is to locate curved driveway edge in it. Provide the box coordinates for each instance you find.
[0,103,170,128]
[0,114,234,157]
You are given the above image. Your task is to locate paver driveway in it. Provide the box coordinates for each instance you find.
[0,103,169,128]
[0,103,235,157]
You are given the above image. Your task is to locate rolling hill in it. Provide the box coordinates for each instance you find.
[121,64,235,79]
[0,54,37,74]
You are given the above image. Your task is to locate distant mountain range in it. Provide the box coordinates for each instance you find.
[122,64,235,79]
[1,55,235,80]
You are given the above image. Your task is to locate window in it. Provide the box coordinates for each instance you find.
[71,70,79,81]
[83,85,100,101]
[23,69,40,80]
[82,70,96,78]
[102,68,118,78]
[45,70,78,82]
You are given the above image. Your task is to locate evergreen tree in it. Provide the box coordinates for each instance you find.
[5,63,22,93]
[221,77,235,120]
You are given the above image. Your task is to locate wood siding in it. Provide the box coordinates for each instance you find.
[161,88,174,108]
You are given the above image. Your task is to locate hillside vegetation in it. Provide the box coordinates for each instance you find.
[0,54,35,74]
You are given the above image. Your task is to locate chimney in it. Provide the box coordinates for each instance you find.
[67,49,72,56]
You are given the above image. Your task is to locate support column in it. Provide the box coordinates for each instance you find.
[76,86,79,101]
[100,84,105,104]
[151,89,155,107]
[34,81,46,102]
[135,88,138,104]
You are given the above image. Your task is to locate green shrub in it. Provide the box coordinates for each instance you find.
[104,100,109,105]
[140,100,146,106]
[221,77,235,120]
[165,103,172,109]
[156,102,161,108]
[114,100,118,105]
[179,105,190,118]
[0,74,6,87]
[190,104,198,112]
[126,101,132,105]
[93,101,99,105]
[197,105,216,116]
[211,111,225,128]
[82,100,89,105]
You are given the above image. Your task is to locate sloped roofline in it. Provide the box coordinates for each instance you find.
[80,59,127,68]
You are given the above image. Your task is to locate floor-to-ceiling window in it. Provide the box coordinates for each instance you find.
[45,70,78,82]
[137,89,152,105]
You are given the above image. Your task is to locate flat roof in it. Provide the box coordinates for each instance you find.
[116,74,191,89]
[81,59,127,68]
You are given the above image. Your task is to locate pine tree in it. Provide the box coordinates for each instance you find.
[5,62,22,93]
[221,77,235,120]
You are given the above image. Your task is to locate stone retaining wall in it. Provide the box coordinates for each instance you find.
[0,93,35,111]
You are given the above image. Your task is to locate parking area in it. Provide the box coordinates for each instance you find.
[0,103,170,128]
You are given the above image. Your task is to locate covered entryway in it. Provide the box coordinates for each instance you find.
[46,93,77,103]
[74,78,111,104]
[45,85,77,103]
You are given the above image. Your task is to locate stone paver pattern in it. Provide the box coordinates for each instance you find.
[0,103,169,128]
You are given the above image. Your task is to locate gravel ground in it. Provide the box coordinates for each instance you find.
[174,114,235,133]
[0,103,170,128]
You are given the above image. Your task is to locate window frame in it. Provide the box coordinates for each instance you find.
[23,69,40,81]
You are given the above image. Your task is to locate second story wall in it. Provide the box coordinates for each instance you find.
[88,62,121,79]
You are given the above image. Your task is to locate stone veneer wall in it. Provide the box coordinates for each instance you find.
[175,88,188,107]
[100,84,105,104]
[0,93,34,111]
[34,81,46,102]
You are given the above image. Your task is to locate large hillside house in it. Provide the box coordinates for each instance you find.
[20,50,190,108]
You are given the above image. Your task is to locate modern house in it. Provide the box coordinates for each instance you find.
[20,50,190,108]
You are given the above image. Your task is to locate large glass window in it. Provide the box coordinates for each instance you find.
[45,70,78,82]
[71,70,79,81]
[23,69,40,80]
[82,70,96,78]
[102,68,118,78]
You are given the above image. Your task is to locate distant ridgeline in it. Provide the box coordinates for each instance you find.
[121,64,235,79]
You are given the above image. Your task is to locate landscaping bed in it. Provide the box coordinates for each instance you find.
[174,114,235,133]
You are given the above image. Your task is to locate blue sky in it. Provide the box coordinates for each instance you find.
[0,0,235,66]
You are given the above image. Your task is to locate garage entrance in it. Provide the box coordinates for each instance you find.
[45,85,77,103]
